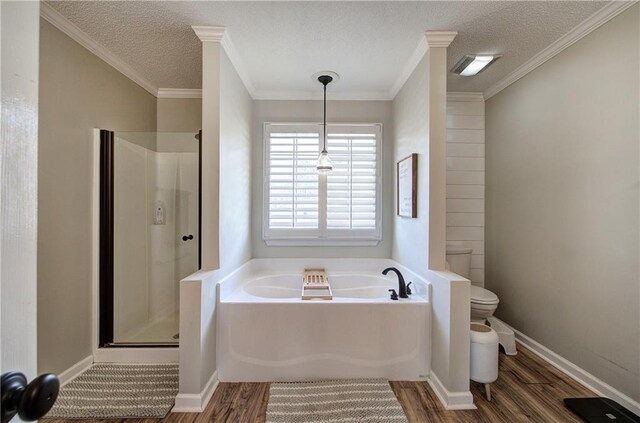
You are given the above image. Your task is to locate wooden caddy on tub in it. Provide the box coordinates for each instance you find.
[302,269,333,300]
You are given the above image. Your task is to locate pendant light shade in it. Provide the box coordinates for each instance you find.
[317,150,333,173]
[316,73,335,174]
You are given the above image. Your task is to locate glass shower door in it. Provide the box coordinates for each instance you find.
[102,130,199,346]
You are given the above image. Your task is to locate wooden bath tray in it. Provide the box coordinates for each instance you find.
[302,269,332,300]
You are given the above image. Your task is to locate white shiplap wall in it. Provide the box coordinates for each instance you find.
[446,93,485,287]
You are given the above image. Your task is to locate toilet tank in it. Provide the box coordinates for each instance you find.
[446,246,473,279]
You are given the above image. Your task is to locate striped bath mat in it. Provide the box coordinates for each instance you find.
[266,380,408,423]
[45,363,178,419]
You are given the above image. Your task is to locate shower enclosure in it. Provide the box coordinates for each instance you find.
[99,130,200,346]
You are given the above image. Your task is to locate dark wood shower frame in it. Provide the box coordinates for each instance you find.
[98,129,202,348]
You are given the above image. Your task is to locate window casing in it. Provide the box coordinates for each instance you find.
[263,123,382,246]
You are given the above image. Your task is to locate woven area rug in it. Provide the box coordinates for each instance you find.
[45,363,178,419]
[266,380,408,423]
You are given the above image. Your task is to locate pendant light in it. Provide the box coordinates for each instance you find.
[316,74,334,174]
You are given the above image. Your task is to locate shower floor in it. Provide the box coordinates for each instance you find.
[116,315,179,345]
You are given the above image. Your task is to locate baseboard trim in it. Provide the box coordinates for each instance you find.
[173,371,219,413]
[57,355,93,386]
[428,371,476,410]
[506,323,640,416]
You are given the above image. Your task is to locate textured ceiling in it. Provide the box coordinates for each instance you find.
[47,1,607,96]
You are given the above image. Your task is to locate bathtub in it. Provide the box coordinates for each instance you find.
[217,259,431,382]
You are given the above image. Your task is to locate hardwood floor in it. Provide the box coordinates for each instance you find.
[45,345,593,423]
[389,346,593,422]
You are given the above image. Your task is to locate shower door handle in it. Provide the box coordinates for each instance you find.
[182,235,194,241]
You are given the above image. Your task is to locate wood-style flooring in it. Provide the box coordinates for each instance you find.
[45,345,593,423]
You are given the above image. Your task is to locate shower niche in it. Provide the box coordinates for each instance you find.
[99,130,201,347]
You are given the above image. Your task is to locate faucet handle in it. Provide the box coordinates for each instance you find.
[406,282,413,295]
[388,289,398,301]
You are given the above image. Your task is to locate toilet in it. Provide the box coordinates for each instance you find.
[445,246,499,323]
[446,245,517,356]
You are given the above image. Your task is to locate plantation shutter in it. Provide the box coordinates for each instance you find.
[265,125,320,234]
[326,125,380,236]
[264,123,381,244]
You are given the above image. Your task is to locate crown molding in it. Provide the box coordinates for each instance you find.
[157,88,203,99]
[220,33,258,97]
[389,36,429,99]
[484,1,637,100]
[191,25,257,98]
[191,25,226,43]
[389,30,458,99]
[39,2,632,105]
[40,2,158,96]
[447,92,484,102]
[38,8,468,103]
[165,89,485,102]
[155,88,397,101]
[41,5,460,102]
[253,90,392,101]
[424,31,458,48]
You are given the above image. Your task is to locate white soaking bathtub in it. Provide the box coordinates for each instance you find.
[217,259,431,382]
[239,274,400,301]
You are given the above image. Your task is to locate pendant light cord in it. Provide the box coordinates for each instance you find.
[322,81,327,153]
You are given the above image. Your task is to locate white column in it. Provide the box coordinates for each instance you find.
[424,30,475,410]
[175,27,225,412]
[425,31,457,271]
[192,26,224,271]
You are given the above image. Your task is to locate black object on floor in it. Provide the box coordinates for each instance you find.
[564,397,640,423]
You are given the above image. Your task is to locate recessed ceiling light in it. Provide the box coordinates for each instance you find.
[451,54,502,76]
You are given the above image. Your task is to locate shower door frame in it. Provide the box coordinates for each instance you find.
[98,129,202,348]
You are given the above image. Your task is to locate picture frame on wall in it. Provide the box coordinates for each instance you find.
[397,153,417,218]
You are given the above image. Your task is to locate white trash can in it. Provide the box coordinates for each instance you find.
[470,322,499,401]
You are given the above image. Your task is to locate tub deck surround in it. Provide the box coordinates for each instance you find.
[216,258,431,382]
[217,258,431,300]
[226,273,428,303]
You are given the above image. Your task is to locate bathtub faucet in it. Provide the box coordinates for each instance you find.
[382,267,409,299]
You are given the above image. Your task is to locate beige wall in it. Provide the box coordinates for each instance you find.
[220,50,252,272]
[157,98,201,133]
[199,42,221,271]
[251,99,394,258]
[38,19,157,374]
[392,54,430,271]
[486,5,640,402]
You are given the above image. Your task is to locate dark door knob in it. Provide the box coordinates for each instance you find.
[1,372,59,423]
[182,234,194,241]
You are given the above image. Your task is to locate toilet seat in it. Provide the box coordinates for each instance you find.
[471,285,499,305]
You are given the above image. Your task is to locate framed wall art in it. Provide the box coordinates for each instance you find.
[397,153,417,218]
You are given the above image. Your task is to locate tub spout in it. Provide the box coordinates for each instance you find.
[382,267,408,299]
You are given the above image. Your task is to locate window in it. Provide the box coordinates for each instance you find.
[263,123,382,246]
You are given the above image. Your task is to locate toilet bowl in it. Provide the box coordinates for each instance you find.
[470,285,499,323]
[445,246,500,323]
